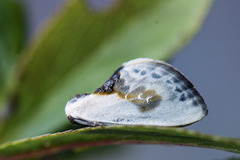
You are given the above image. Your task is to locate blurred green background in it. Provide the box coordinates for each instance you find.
[1,0,240,159]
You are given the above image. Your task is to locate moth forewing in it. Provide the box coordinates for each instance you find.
[65,58,207,127]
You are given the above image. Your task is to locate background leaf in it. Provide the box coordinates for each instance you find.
[0,0,25,107]
[0,126,240,159]
[0,0,213,142]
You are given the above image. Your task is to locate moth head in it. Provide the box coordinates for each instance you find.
[65,93,90,119]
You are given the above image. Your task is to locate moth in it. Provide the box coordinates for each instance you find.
[65,58,208,127]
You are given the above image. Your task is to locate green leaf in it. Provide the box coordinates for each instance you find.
[0,0,213,142]
[0,126,240,159]
[0,0,25,97]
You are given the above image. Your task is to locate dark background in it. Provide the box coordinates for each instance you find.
[22,0,240,159]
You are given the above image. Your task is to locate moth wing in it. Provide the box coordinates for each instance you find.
[66,58,207,127]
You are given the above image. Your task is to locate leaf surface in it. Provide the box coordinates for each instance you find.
[0,126,239,159]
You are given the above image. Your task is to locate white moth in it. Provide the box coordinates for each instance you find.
[65,58,207,127]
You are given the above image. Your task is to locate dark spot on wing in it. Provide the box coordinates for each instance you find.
[152,73,161,79]
[197,97,205,105]
[172,77,180,83]
[115,118,124,122]
[175,72,186,81]
[185,81,194,88]
[179,93,186,101]
[181,85,188,90]
[75,93,89,98]
[175,87,182,93]
[187,92,194,99]
[147,67,155,71]
[191,89,199,98]
[162,71,169,76]
[193,100,198,106]
[166,80,172,84]
[134,69,140,73]
[141,70,146,75]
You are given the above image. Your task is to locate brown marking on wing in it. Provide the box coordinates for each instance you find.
[126,89,162,112]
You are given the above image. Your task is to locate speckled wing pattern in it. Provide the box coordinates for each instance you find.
[65,58,208,127]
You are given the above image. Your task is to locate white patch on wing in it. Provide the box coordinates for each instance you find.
[65,58,208,127]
